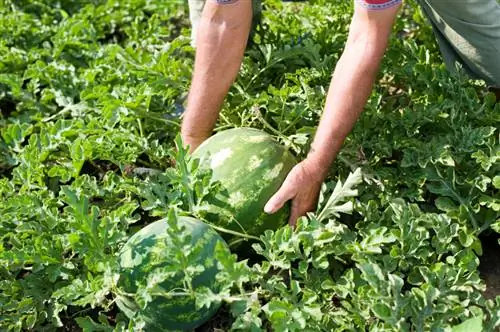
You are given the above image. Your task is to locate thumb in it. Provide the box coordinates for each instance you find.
[264,181,295,214]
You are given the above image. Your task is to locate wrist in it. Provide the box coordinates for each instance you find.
[302,155,331,183]
[304,139,344,181]
[180,130,211,152]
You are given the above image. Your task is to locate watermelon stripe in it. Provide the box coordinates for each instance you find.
[192,128,297,242]
[116,217,229,330]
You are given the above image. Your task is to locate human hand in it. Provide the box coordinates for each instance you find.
[181,132,210,153]
[264,159,326,226]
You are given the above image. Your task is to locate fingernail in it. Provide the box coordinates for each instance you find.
[264,203,274,214]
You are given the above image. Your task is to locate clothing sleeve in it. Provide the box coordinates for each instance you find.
[355,0,402,10]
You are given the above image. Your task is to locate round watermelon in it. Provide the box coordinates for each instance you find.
[115,216,229,331]
[192,127,297,241]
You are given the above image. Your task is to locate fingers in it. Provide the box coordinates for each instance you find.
[288,195,315,227]
[264,179,295,214]
[264,163,320,227]
[288,199,302,227]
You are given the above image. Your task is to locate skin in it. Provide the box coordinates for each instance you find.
[181,0,252,151]
[181,0,401,225]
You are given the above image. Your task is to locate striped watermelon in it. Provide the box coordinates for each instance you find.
[192,127,297,242]
[115,216,229,331]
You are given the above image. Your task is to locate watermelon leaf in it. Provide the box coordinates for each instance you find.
[316,168,363,222]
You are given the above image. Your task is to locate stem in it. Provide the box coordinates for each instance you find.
[177,150,195,211]
[208,223,260,242]
[136,118,144,138]
[228,237,247,247]
[134,109,181,127]
[281,109,306,134]
[478,220,493,234]
[70,307,94,319]
[130,167,162,176]
[254,108,295,149]
[437,178,478,229]
[42,106,72,122]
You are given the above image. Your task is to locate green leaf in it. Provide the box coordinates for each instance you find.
[493,176,500,189]
[372,303,392,320]
[75,315,114,331]
[435,197,457,212]
[316,168,363,221]
[451,315,483,332]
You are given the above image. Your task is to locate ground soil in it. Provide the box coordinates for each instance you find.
[479,232,500,300]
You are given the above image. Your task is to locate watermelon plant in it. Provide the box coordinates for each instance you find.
[0,0,499,331]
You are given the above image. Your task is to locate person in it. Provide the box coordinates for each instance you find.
[181,0,500,225]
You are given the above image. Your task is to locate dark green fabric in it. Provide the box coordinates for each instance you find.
[188,0,500,86]
[414,0,500,86]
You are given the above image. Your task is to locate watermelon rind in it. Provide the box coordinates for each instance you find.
[192,127,297,243]
[115,216,229,331]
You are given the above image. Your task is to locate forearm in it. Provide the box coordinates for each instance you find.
[181,1,252,150]
[306,40,384,177]
[305,5,399,178]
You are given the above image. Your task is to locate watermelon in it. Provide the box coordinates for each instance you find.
[115,216,229,331]
[192,127,297,242]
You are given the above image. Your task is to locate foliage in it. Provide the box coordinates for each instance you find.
[0,0,498,331]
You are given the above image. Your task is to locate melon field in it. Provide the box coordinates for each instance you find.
[1,0,499,331]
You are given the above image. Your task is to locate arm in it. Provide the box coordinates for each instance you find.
[181,0,252,152]
[305,3,401,178]
[265,2,401,224]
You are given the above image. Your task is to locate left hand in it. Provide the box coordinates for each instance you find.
[264,160,326,226]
